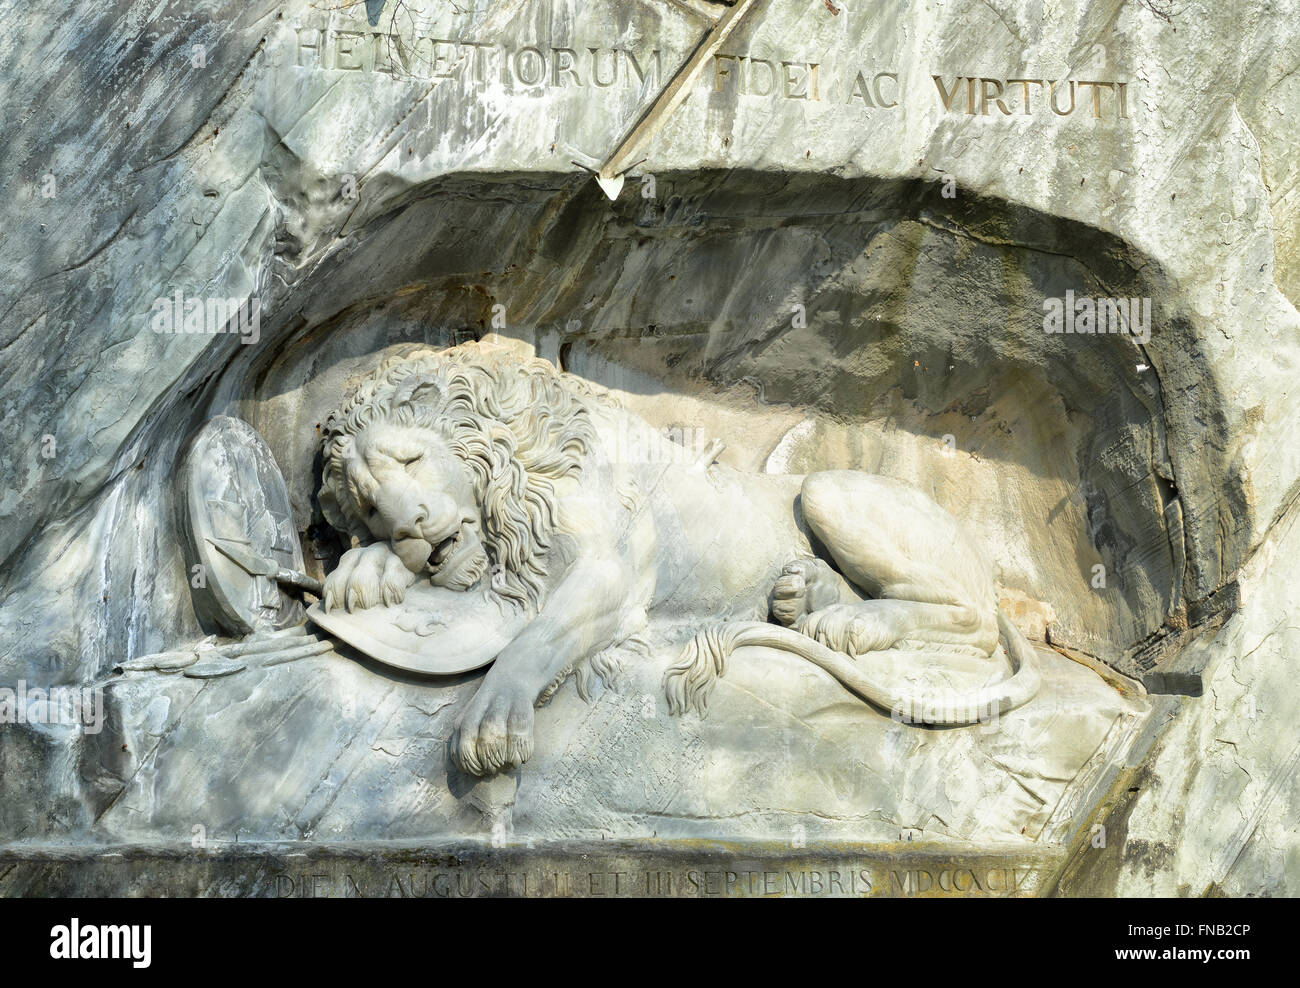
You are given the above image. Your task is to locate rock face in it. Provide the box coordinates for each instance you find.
[9,637,1144,846]
[1,0,1298,896]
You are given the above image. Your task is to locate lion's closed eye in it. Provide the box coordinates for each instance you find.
[381,449,424,466]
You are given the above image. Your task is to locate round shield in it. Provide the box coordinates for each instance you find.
[178,416,306,636]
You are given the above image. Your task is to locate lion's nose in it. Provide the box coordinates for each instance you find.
[393,494,457,542]
[391,507,426,542]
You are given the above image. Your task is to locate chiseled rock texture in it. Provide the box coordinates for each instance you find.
[2,633,1144,847]
[1,0,1298,893]
[1062,498,1300,896]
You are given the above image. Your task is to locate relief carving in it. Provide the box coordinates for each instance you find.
[309,342,1042,776]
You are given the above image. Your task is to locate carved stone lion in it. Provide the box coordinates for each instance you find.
[318,342,1040,776]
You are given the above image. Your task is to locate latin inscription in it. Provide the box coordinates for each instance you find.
[295,27,662,91]
[710,59,1128,119]
[267,863,1042,897]
[930,74,1129,118]
[289,26,1132,122]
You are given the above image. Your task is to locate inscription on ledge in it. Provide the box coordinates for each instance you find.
[272,864,1042,898]
[0,847,1059,898]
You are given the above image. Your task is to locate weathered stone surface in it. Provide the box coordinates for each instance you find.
[1057,489,1300,897]
[0,841,1064,897]
[1,0,1298,895]
[7,634,1141,848]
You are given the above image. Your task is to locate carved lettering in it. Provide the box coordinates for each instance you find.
[848,71,875,105]
[872,71,899,108]
[1050,79,1075,115]
[714,53,737,92]
[552,47,581,87]
[513,46,545,86]
[1006,78,1044,113]
[928,74,1126,118]
[296,28,322,68]
[290,23,1133,128]
[591,46,618,87]
[933,74,963,110]
[980,77,1012,115]
[334,31,365,71]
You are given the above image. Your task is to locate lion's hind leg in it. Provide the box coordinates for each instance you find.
[795,599,992,658]
[797,471,999,654]
[771,557,857,627]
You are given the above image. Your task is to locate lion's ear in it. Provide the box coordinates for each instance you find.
[317,483,351,539]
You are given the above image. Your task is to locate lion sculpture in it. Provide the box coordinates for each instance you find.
[318,342,1040,776]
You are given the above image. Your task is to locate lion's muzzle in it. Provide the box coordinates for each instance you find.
[392,537,433,574]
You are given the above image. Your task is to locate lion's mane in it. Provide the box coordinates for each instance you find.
[319,342,603,610]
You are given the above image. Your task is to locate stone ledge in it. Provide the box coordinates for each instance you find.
[0,840,1065,898]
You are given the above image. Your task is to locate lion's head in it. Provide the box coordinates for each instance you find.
[319,342,599,610]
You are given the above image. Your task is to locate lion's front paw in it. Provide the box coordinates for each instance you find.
[323,543,415,613]
[450,680,536,777]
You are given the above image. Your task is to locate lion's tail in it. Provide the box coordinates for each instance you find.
[663,610,1041,726]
